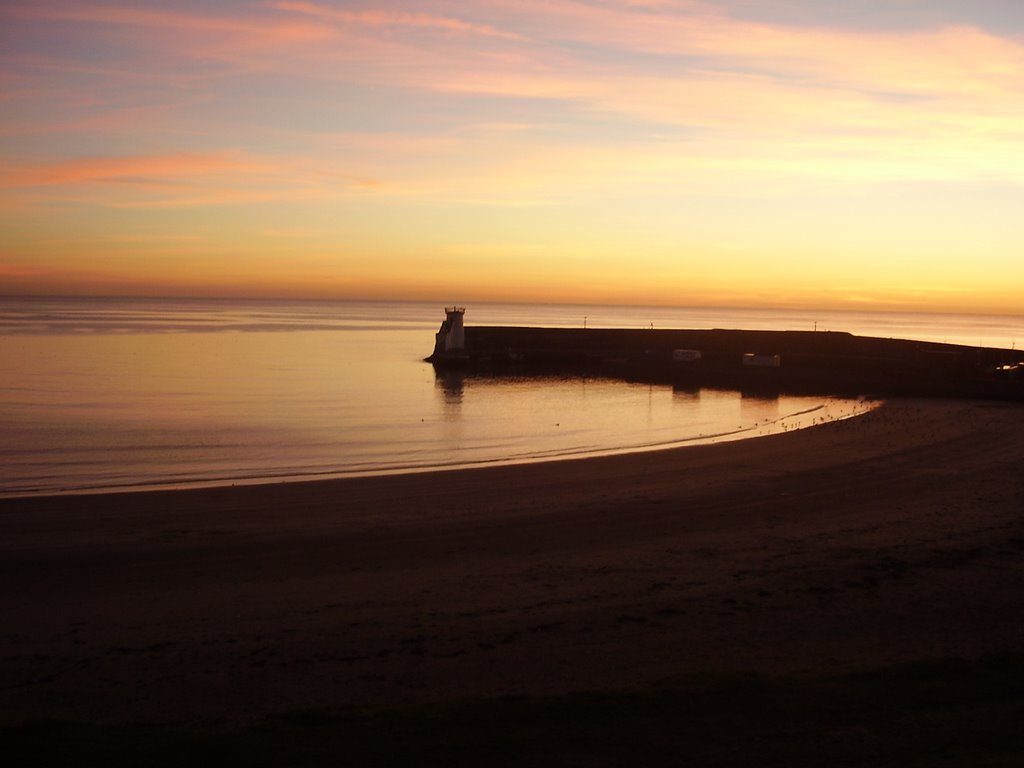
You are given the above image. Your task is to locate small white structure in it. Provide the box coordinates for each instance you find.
[429,306,467,360]
[673,349,702,363]
[743,353,781,368]
[441,306,465,352]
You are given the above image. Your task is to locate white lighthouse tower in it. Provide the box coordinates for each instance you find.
[428,306,467,361]
[442,306,465,352]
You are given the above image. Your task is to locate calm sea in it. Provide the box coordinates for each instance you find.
[1,297,1020,497]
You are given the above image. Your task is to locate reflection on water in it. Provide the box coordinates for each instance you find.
[672,383,701,399]
[422,367,862,476]
[434,369,465,408]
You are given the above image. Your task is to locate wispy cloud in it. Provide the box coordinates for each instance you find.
[0,150,384,208]
[2,151,276,188]
[6,2,331,43]
[270,1,525,41]
[11,1,1022,149]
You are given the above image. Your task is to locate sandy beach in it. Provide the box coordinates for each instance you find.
[3,397,1024,765]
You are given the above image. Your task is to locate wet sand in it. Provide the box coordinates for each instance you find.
[3,398,1024,764]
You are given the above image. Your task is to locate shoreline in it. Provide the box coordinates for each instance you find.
[1,395,875,500]
[4,397,1024,762]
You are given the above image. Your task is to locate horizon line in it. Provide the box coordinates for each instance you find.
[2,291,1021,321]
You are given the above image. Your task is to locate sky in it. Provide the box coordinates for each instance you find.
[2,0,1023,313]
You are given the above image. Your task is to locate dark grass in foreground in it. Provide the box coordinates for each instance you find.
[8,654,1024,767]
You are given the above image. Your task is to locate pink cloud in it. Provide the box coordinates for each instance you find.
[9,1,1023,118]
[0,149,389,210]
[4,1,1023,207]
[6,2,332,46]
[271,1,525,41]
[2,151,277,188]
[368,0,1020,105]
[0,263,57,278]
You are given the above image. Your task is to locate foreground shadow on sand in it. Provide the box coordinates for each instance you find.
[7,654,1024,767]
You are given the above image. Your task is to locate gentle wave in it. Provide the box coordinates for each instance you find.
[0,399,873,498]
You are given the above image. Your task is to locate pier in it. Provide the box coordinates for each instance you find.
[428,314,1024,400]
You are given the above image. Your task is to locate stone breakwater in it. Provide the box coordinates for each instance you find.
[429,326,1024,399]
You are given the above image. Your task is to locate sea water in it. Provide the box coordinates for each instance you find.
[1,297,1020,497]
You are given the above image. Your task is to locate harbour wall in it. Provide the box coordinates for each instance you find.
[428,326,1024,400]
